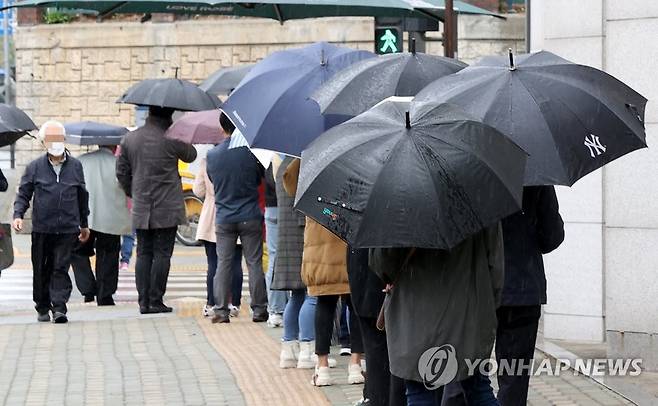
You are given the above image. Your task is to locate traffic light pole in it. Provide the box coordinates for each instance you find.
[443,0,457,59]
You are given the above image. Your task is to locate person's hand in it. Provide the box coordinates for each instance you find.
[12,218,22,232]
[79,227,90,243]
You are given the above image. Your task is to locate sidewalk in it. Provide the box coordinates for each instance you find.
[0,300,639,406]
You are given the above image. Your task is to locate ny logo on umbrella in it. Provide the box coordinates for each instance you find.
[585,134,607,158]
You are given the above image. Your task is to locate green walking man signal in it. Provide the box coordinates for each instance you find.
[375,27,403,55]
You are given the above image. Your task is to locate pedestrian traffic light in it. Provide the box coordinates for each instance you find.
[374,26,403,55]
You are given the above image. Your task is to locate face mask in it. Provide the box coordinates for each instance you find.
[47,142,65,156]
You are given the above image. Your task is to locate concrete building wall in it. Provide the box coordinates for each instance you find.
[13,15,523,167]
[531,0,658,370]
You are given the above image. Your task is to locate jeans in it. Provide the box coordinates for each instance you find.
[71,230,121,301]
[205,241,243,307]
[265,207,287,314]
[214,220,268,318]
[135,227,177,309]
[410,372,498,406]
[339,301,350,348]
[315,294,363,355]
[495,305,541,406]
[359,316,406,406]
[283,290,316,342]
[31,232,77,314]
[120,232,136,264]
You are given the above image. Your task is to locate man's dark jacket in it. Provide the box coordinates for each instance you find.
[348,247,386,319]
[13,153,89,234]
[116,115,197,230]
[501,185,565,306]
[206,141,264,224]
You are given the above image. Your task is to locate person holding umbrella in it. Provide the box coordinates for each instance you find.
[115,78,216,314]
[13,121,90,323]
[206,112,268,324]
[294,100,528,403]
[116,106,197,314]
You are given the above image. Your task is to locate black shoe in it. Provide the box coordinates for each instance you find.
[37,312,50,322]
[252,313,269,323]
[139,306,150,314]
[84,295,95,303]
[97,297,115,306]
[52,312,68,324]
[149,305,173,314]
[211,314,230,324]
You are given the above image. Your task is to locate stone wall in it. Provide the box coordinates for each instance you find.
[13,14,523,167]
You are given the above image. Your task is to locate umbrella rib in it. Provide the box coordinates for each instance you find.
[273,4,284,24]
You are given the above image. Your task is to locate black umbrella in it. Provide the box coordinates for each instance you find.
[312,43,467,117]
[0,104,38,147]
[117,78,221,112]
[414,50,648,186]
[199,64,254,95]
[64,121,129,145]
[294,98,527,249]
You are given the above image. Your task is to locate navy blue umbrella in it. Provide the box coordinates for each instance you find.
[64,121,129,145]
[221,42,375,156]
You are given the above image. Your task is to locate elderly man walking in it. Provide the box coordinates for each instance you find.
[116,106,197,314]
[71,145,132,306]
[13,121,90,324]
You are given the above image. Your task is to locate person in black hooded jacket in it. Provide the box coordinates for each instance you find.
[0,168,7,192]
[496,185,564,406]
[348,248,406,406]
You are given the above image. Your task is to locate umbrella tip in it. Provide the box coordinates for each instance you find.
[321,49,326,66]
[508,48,516,71]
[410,37,416,54]
[405,111,411,129]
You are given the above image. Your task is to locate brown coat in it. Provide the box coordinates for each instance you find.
[116,115,197,230]
[283,159,349,296]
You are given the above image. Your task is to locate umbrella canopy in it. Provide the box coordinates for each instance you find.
[6,1,501,22]
[312,49,467,116]
[0,104,38,147]
[414,50,648,186]
[221,42,375,156]
[294,99,527,249]
[118,78,221,112]
[64,121,128,145]
[165,109,225,144]
[200,64,254,96]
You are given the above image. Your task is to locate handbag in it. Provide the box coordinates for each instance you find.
[0,223,14,271]
[376,248,416,331]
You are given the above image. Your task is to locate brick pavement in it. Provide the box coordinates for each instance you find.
[0,303,643,406]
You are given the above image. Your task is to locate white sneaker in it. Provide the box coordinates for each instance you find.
[312,354,337,368]
[280,340,299,369]
[312,366,332,387]
[340,347,352,356]
[297,341,316,369]
[202,305,214,317]
[348,363,365,385]
[267,313,283,328]
[229,305,240,317]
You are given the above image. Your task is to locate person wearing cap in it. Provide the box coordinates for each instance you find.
[12,120,90,324]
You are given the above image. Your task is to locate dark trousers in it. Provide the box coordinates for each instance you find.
[360,316,407,406]
[315,294,363,355]
[135,227,177,309]
[71,230,121,301]
[407,373,497,406]
[495,305,541,406]
[214,220,267,317]
[31,232,77,314]
[204,241,243,307]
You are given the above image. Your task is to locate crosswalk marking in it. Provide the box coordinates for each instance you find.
[0,269,250,304]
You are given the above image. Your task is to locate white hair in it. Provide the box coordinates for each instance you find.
[37,120,66,142]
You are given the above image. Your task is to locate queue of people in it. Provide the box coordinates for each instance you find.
[8,108,564,406]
